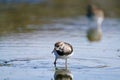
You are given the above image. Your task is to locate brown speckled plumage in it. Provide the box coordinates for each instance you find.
[52,41,73,66]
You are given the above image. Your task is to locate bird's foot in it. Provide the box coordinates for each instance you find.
[54,61,56,65]
[54,62,56,67]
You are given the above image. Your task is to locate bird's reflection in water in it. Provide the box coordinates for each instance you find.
[86,4,104,42]
[53,66,73,80]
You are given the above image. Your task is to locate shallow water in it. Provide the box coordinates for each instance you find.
[0,17,120,80]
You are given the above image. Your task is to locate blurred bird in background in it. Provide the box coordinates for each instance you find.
[86,4,104,42]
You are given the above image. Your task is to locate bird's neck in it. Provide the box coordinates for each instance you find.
[96,24,102,32]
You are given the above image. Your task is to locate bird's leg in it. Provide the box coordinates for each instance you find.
[54,58,57,65]
[65,58,67,68]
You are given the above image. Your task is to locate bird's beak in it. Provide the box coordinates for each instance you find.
[52,49,55,54]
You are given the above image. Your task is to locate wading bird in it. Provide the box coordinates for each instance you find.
[86,4,104,42]
[52,41,73,66]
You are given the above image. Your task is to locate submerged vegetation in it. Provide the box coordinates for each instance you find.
[0,0,119,34]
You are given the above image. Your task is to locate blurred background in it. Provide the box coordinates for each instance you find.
[0,0,120,34]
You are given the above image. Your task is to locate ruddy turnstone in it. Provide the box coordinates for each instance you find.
[52,41,73,65]
[86,4,104,42]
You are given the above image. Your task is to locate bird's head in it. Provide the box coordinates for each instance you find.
[54,41,65,51]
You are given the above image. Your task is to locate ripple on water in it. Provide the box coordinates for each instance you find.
[0,57,52,70]
[68,58,109,71]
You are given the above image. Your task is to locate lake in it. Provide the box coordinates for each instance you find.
[0,17,120,80]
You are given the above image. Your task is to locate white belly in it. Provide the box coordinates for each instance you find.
[53,51,73,59]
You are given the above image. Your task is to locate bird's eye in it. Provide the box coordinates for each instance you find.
[56,45,59,47]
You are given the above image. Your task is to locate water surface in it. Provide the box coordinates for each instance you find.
[0,17,120,80]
